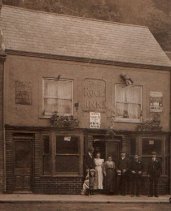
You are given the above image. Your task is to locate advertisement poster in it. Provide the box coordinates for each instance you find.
[90,112,101,128]
[150,91,163,112]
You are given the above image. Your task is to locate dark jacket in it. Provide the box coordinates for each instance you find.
[117,157,129,174]
[130,159,143,176]
[85,153,95,170]
[147,159,162,178]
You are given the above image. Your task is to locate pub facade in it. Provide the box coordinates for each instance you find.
[0,5,171,194]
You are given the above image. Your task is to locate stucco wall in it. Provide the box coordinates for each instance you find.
[4,54,170,131]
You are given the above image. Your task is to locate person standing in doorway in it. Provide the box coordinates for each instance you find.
[130,154,143,196]
[103,155,116,194]
[147,151,161,197]
[94,152,104,192]
[85,146,95,172]
[116,152,129,195]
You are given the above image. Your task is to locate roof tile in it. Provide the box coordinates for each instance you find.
[1,5,171,67]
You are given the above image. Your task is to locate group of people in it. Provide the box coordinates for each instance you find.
[81,147,161,197]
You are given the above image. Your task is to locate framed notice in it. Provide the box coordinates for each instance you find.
[150,91,163,112]
[90,112,101,128]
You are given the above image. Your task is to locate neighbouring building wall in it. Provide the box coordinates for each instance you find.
[0,54,5,192]
[4,54,170,131]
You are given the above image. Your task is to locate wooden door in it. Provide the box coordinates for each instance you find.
[14,139,33,192]
[106,140,121,165]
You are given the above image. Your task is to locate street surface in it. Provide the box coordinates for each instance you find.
[0,203,171,211]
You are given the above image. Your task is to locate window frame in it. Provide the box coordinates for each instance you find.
[139,135,168,176]
[41,131,83,177]
[42,77,74,117]
[114,83,143,123]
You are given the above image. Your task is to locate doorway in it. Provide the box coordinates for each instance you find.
[92,137,121,164]
[14,137,33,192]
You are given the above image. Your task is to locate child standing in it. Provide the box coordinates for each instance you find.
[81,169,95,195]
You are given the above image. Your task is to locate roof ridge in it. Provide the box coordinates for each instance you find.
[1,4,148,29]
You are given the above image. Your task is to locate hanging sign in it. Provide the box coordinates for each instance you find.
[90,112,101,128]
[150,91,163,112]
[64,136,71,141]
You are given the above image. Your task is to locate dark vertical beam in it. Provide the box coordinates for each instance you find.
[0,52,6,192]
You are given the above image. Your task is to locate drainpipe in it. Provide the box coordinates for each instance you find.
[0,1,7,192]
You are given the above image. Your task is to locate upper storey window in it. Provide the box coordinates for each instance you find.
[115,84,142,122]
[43,78,73,116]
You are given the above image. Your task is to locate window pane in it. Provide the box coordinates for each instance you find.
[115,84,142,120]
[44,80,57,98]
[116,84,125,102]
[43,79,73,115]
[43,135,50,154]
[44,98,57,114]
[142,138,162,155]
[58,99,72,114]
[127,103,141,119]
[56,136,79,154]
[116,102,125,117]
[55,155,79,173]
[58,80,72,100]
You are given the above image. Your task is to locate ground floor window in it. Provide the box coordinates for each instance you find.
[139,135,169,176]
[42,132,82,176]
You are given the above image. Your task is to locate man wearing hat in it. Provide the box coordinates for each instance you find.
[147,151,162,197]
[130,154,143,196]
[85,146,95,171]
[116,152,129,195]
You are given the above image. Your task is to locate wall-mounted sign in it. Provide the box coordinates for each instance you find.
[149,140,154,145]
[150,91,163,113]
[84,79,106,112]
[64,136,71,142]
[90,112,101,128]
[15,80,32,105]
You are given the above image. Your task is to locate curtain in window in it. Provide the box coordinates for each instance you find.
[115,84,142,120]
[115,84,126,117]
[126,86,141,119]
[44,79,72,115]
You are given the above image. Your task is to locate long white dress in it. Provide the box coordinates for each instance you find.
[94,158,104,190]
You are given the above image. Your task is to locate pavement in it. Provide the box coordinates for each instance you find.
[0,194,170,204]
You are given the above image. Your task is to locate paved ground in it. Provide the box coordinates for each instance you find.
[0,194,170,211]
[0,202,171,211]
[0,194,170,203]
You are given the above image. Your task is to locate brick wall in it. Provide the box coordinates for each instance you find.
[33,177,82,194]
[5,129,169,194]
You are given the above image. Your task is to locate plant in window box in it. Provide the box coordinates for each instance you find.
[123,110,129,118]
[136,114,162,131]
[50,112,79,128]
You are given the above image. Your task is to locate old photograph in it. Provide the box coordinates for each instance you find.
[0,0,171,210]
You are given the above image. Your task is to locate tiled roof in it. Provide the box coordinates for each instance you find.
[1,5,171,67]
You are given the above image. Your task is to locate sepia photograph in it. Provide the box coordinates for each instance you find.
[0,0,171,210]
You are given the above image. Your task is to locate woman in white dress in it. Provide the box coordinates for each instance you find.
[94,152,104,190]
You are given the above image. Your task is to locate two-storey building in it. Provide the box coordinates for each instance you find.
[0,5,171,194]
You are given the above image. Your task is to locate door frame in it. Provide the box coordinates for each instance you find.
[13,134,34,193]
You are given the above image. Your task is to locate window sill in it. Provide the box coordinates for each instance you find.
[114,118,142,123]
[142,174,168,178]
[41,174,83,178]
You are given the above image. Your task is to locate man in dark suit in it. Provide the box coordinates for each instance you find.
[116,152,129,195]
[130,154,143,196]
[84,146,95,173]
[147,151,162,197]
